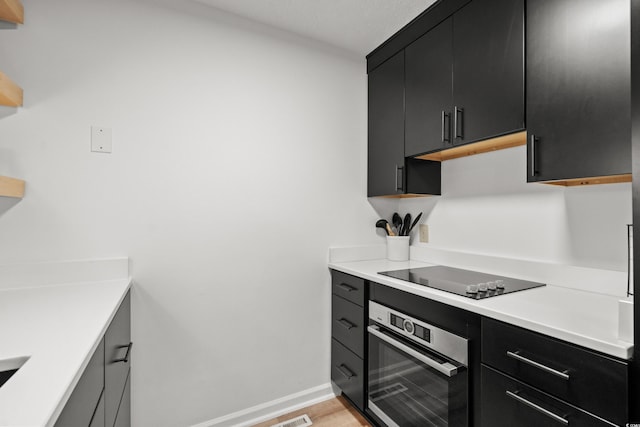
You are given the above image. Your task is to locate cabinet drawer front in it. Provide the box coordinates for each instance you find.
[54,339,105,427]
[482,318,628,425]
[105,291,131,427]
[331,270,365,307]
[481,365,615,427]
[332,295,365,358]
[331,339,365,411]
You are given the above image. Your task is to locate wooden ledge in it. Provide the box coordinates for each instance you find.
[540,174,632,187]
[373,194,436,199]
[0,175,25,198]
[0,0,23,24]
[416,131,527,162]
[0,71,23,107]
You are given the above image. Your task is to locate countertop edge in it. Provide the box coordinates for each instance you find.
[328,261,633,361]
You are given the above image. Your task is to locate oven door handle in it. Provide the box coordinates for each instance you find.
[368,325,459,377]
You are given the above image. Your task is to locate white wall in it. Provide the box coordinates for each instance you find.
[0,1,381,425]
[397,146,632,272]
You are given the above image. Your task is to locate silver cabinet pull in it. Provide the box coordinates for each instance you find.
[506,390,569,425]
[368,326,458,377]
[506,350,570,380]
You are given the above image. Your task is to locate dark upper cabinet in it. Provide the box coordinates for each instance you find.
[368,51,442,197]
[368,51,406,197]
[404,0,525,157]
[526,0,631,182]
[452,0,524,144]
[405,18,453,157]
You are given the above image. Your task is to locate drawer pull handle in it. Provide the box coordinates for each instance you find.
[338,318,356,330]
[114,342,133,363]
[337,283,356,292]
[506,351,569,380]
[506,390,569,425]
[337,364,355,380]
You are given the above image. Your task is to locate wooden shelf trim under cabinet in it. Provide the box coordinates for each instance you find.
[0,71,23,107]
[0,0,23,24]
[0,176,25,198]
[540,174,632,186]
[416,131,527,162]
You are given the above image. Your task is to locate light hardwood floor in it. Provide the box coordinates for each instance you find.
[251,396,372,427]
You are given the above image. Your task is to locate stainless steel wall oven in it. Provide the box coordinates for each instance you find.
[367,301,469,427]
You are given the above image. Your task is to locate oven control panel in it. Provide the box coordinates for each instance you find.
[369,301,469,366]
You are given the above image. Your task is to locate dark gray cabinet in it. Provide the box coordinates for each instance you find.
[404,0,524,157]
[481,318,629,426]
[405,18,453,156]
[526,0,631,182]
[54,291,131,427]
[367,52,405,197]
[330,270,367,410]
[105,292,132,427]
[367,50,441,197]
[54,340,105,427]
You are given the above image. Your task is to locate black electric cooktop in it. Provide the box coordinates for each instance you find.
[378,266,545,299]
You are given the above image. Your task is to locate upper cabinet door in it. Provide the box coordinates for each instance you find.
[452,0,525,144]
[368,52,406,197]
[405,18,453,157]
[526,0,631,182]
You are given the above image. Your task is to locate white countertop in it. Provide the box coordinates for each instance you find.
[0,260,131,427]
[329,258,633,360]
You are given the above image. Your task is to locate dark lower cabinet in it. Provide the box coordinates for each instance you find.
[330,270,366,411]
[481,366,616,427]
[526,0,631,182]
[89,392,105,427]
[105,292,132,427]
[54,340,105,427]
[113,371,131,427]
[481,318,629,426]
[54,291,131,427]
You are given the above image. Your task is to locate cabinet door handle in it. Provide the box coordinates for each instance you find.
[337,318,356,330]
[337,283,356,292]
[441,110,450,144]
[336,364,355,380]
[530,134,538,177]
[506,350,569,380]
[506,390,569,425]
[453,106,463,140]
[395,165,404,192]
[114,342,133,363]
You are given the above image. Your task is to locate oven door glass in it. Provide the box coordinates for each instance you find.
[368,326,468,427]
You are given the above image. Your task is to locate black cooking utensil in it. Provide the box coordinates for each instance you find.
[376,219,392,236]
[401,213,411,236]
[392,212,403,235]
[407,212,423,235]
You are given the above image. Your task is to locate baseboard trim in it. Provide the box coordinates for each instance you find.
[191,383,336,427]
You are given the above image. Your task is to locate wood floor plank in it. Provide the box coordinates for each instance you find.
[251,396,371,427]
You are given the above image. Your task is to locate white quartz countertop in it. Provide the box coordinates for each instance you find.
[329,258,633,360]
[0,278,132,427]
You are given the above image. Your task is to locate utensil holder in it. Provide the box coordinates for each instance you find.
[386,236,410,261]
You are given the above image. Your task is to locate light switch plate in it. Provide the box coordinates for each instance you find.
[419,224,429,243]
[91,126,112,153]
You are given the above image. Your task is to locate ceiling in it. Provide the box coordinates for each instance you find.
[190,0,438,56]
